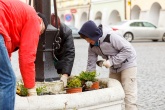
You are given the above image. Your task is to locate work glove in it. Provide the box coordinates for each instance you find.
[60,75,68,87]
[27,87,37,96]
[96,60,112,68]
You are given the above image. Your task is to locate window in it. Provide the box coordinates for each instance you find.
[130,22,143,27]
[143,22,156,28]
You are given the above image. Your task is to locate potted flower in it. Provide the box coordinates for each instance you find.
[66,76,82,94]
[78,71,100,91]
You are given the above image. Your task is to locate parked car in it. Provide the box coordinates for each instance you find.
[68,26,80,38]
[109,20,165,42]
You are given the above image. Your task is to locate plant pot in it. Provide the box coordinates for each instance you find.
[83,81,100,91]
[90,81,99,90]
[66,87,82,94]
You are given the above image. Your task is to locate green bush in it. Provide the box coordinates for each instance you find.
[67,76,82,88]
[78,71,98,82]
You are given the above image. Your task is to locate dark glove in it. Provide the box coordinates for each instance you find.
[96,60,104,67]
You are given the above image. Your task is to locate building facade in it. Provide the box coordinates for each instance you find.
[130,0,165,27]
[56,0,90,29]
[56,0,125,28]
[89,0,125,26]
[20,0,165,28]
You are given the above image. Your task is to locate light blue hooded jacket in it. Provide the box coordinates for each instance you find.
[79,21,137,73]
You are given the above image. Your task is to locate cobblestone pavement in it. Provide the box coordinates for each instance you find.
[11,39,165,110]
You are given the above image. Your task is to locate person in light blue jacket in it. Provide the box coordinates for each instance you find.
[78,20,138,110]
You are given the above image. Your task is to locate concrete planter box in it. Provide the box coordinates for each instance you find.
[15,78,125,110]
[36,81,64,94]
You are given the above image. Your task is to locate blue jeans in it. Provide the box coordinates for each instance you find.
[0,35,16,110]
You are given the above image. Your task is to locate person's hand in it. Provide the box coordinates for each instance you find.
[103,60,112,68]
[96,60,112,68]
[27,87,37,96]
[60,74,68,87]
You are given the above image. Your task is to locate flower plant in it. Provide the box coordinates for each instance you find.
[78,71,99,90]
[78,71,98,82]
[67,76,82,88]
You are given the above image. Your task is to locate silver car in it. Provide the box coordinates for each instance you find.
[110,20,165,42]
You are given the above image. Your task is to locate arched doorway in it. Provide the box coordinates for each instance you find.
[148,2,161,26]
[131,5,141,20]
[108,10,121,25]
[79,12,87,29]
[94,11,102,26]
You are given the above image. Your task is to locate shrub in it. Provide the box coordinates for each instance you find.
[67,76,82,88]
[78,71,98,82]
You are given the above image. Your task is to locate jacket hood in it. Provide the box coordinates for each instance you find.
[78,20,102,41]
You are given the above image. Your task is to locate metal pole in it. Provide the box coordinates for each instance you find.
[34,0,51,23]
[124,0,127,20]
[29,0,31,5]
[53,0,59,29]
[52,0,61,61]
[34,0,60,82]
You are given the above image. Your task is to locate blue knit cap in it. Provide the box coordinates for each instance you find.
[78,20,103,41]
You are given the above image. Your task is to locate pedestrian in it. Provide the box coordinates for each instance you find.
[0,0,48,109]
[51,14,75,87]
[78,20,138,110]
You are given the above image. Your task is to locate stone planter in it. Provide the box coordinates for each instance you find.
[36,81,64,94]
[15,78,125,110]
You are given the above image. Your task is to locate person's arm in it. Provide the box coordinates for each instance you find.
[86,45,98,71]
[57,28,75,87]
[56,28,75,76]
[19,16,40,89]
[109,32,136,65]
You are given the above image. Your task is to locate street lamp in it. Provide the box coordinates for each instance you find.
[33,0,60,82]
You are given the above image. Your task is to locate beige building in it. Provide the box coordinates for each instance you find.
[56,0,90,29]
[57,0,165,28]
[20,0,165,28]
[129,0,165,27]
[89,0,125,26]
[56,0,125,28]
